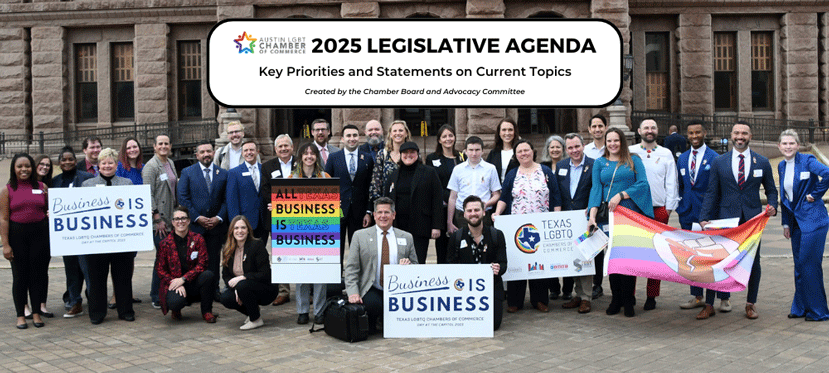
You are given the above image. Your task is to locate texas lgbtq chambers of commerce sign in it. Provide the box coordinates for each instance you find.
[384,264,493,338]
[494,210,595,281]
[270,178,341,284]
[207,19,622,107]
[49,185,154,256]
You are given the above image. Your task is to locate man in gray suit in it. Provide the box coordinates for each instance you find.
[345,197,418,333]
[311,118,339,168]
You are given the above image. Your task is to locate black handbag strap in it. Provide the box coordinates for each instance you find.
[605,165,620,202]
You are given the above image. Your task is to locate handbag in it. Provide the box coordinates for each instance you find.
[596,165,620,224]
[310,295,370,342]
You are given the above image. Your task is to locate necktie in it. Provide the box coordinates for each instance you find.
[738,154,745,188]
[320,147,328,164]
[349,153,357,181]
[381,230,390,286]
[251,165,259,190]
[204,167,212,194]
[690,150,698,185]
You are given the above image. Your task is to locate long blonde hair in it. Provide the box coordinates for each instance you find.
[385,120,412,153]
[221,215,255,267]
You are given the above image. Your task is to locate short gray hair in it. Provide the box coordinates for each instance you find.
[373,196,396,213]
[274,134,293,147]
[539,135,567,163]
[779,129,800,144]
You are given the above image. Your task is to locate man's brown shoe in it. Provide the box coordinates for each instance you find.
[562,297,582,309]
[745,304,759,319]
[578,300,592,314]
[506,306,519,313]
[696,305,716,320]
[535,303,550,313]
[272,295,289,306]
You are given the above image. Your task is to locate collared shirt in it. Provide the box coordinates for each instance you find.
[228,146,242,169]
[629,144,679,210]
[447,160,502,211]
[344,148,358,176]
[279,156,293,177]
[731,147,752,184]
[687,144,708,184]
[374,225,398,290]
[83,161,98,176]
[569,158,585,199]
[784,158,795,202]
[584,142,605,161]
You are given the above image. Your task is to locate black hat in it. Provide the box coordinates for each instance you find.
[399,142,419,152]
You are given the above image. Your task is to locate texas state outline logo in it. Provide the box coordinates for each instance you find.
[514,223,541,254]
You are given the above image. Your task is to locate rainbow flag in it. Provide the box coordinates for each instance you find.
[607,206,769,292]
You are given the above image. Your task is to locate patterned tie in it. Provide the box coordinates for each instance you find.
[381,230,390,285]
[320,147,328,164]
[204,167,212,194]
[349,153,357,181]
[690,150,698,185]
[738,154,745,189]
[250,165,259,190]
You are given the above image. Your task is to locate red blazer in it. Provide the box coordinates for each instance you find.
[156,231,208,314]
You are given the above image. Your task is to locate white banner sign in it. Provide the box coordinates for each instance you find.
[494,210,595,281]
[384,264,493,338]
[49,185,154,256]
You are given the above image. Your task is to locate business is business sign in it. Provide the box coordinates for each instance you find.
[384,264,492,338]
[49,185,153,255]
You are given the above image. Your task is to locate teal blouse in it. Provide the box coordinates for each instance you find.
[587,155,654,218]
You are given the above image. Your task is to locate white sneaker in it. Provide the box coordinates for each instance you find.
[240,318,264,330]
[719,299,732,312]
[679,297,705,309]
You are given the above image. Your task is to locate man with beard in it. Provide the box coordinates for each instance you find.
[311,119,339,167]
[177,142,229,301]
[675,121,731,319]
[629,118,679,311]
[358,120,385,161]
[446,195,507,330]
[699,121,777,320]
[261,134,295,306]
[215,121,259,170]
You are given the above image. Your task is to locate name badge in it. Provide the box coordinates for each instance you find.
[396,238,406,246]
[753,169,763,178]
[558,168,567,176]
[32,189,43,195]
[69,183,74,188]
[271,170,281,178]
[242,172,251,177]
[432,159,441,167]
[680,169,686,176]
[801,171,811,180]
[190,251,198,260]
[159,173,168,181]
[459,240,467,248]
[96,184,106,187]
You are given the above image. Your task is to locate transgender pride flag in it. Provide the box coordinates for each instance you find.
[607,206,769,292]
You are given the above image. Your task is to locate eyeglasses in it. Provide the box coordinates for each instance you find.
[172,217,189,222]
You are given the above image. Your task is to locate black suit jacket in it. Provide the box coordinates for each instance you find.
[698,149,778,223]
[325,149,374,219]
[260,156,295,231]
[382,163,442,238]
[221,239,272,287]
[446,226,508,288]
[52,170,94,188]
[485,149,519,184]
[556,157,594,211]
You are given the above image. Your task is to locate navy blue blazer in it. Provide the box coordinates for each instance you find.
[555,157,594,211]
[499,164,562,214]
[226,162,263,230]
[177,163,228,235]
[676,146,719,228]
[699,149,778,223]
[662,132,687,159]
[779,152,829,230]
[325,148,374,219]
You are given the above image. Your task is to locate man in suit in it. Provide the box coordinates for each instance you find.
[260,134,294,306]
[699,121,778,320]
[143,134,178,308]
[358,120,385,161]
[676,121,732,319]
[556,133,595,313]
[663,124,688,160]
[325,125,374,271]
[227,140,268,239]
[177,142,228,302]
[215,121,260,170]
[311,118,339,168]
[345,197,418,333]
[77,136,102,176]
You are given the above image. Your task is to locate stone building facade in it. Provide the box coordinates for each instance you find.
[0,0,827,154]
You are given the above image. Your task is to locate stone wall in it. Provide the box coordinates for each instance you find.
[31,26,65,132]
[0,27,28,135]
[134,24,170,124]
[677,14,713,115]
[781,13,818,122]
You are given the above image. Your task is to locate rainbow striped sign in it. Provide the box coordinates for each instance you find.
[270,178,341,284]
[608,206,769,292]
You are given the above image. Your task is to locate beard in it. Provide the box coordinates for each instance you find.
[467,217,482,227]
[367,135,382,146]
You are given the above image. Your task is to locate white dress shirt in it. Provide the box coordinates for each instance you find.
[374,225,398,290]
[279,156,293,178]
[629,144,679,210]
[584,142,605,161]
[731,147,752,184]
[784,158,795,203]
[228,146,242,169]
[447,160,502,211]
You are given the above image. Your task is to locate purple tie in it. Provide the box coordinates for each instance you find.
[738,154,745,188]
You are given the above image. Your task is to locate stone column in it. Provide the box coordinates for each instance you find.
[467,109,506,150]
[592,0,631,128]
[677,14,713,115]
[0,28,29,136]
[31,26,66,133]
[820,14,829,125]
[135,24,169,124]
[781,13,818,122]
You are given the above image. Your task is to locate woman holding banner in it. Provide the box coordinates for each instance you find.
[493,140,561,313]
[778,129,829,321]
[1,154,49,329]
[81,148,137,324]
[587,128,653,318]
[539,135,572,300]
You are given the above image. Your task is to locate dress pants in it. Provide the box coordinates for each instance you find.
[297,283,327,317]
[789,221,829,320]
[572,275,592,300]
[63,255,86,307]
[203,226,227,295]
[220,280,278,321]
[362,287,384,332]
[493,282,504,331]
[150,235,162,303]
[9,220,50,317]
[609,273,636,307]
[166,271,215,315]
[593,250,605,289]
[433,206,450,264]
[85,251,135,321]
[507,279,548,309]
[549,277,574,296]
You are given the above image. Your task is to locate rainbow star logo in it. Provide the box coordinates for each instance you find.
[234,32,257,54]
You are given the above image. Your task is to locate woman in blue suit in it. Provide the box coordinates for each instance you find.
[778,129,829,321]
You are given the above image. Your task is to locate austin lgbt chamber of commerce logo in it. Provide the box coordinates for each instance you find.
[515,223,541,254]
[234,32,257,54]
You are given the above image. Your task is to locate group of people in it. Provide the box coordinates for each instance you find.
[2,114,827,333]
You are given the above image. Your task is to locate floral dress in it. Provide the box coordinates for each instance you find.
[369,149,399,203]
[511,166,550,215]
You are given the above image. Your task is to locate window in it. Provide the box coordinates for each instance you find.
[76,44,97,121]
[111,43,134,120]
[178,41,202,119]
[645,33,669,111]
[751,32,773,110]
[714,33,737,110]
[394,109,452,136]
